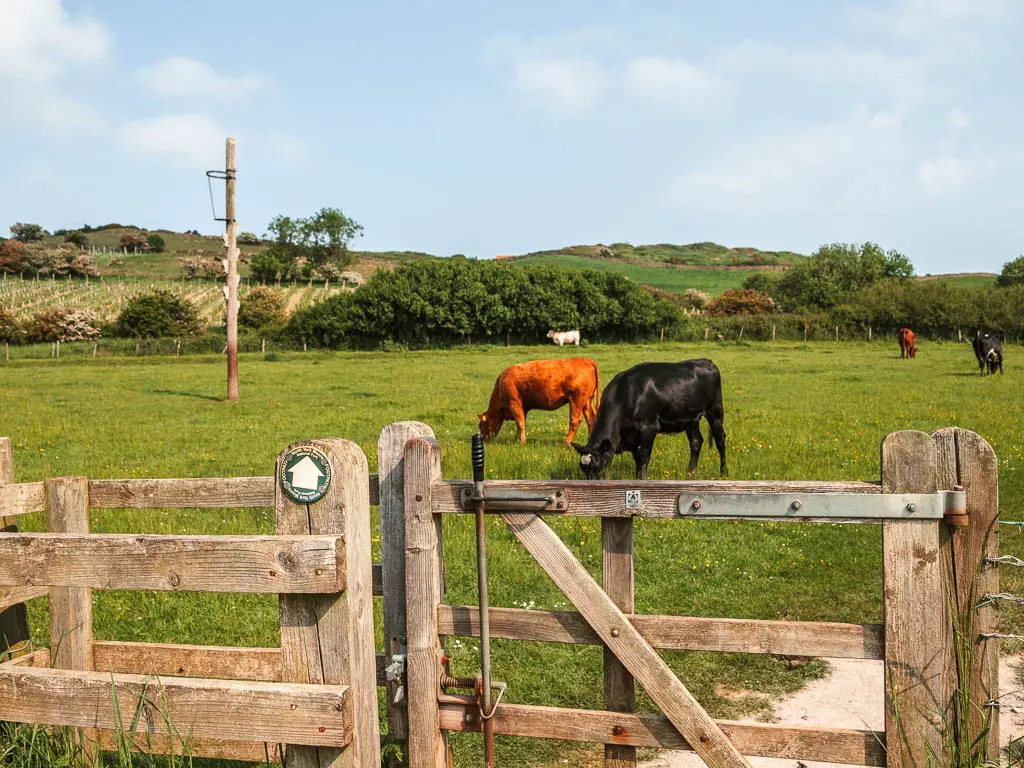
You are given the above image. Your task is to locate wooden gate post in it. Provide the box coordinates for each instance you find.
[378,421,435,759]
[276,440,380,768]
[403,436,449,768]
[880,431,950,768]
[0,438,31,660]
[933,427,999,762]
[603,518,635,768]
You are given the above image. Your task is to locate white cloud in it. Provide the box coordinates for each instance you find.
[917,153,989,196]
[624,56,730,110]
[671,110,905,211]
[121,113,227,169]
[510,54,607,116]
[949,107,971,131]
[138,56,271,101]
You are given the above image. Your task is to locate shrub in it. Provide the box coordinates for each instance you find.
[997,256,1024,288]
[742,271,780,296]
[63,231,90,249]
[25,308,101,343]
[239,286,285,329]
[250,250,294,282]
[9,223,46,243]
[119,232,149,253]
[20,245,99,277]
[680,289,710,310]
[147,233,167,253]
[180,256,225,280]
[115,291,204,338]
[238,232,260,245]
[0,239,24,273]
[708,289,776,316]
[0,309,21,344]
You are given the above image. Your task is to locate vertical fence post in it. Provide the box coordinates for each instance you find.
[378,422,435,763]
[403,436,449,768]
[881,431,949,768]
[46,475,94,759]
[603,518,635,768]
[0,439,31,660]
[276,440,381,768]
[933,427,1000,762]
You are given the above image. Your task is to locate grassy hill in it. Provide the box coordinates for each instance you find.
[516,241,805,267]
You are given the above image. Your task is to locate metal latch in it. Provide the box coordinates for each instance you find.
[459,487,568,512]
[385,654,406,704]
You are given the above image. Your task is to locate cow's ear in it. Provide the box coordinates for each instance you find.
[598,438,612,454]
[571,442,587,454]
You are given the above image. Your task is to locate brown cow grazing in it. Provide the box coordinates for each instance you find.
[898,328,917,358]
[478,358,600,447]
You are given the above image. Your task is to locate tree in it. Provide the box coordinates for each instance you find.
[115,291,204,338]
[300,207,363,273]
[708,289,776,316]
[239,286,285,329]
[64,231,89,249]
[741,272,780,296]
[120,232,149,253]
[775,242,914,311]
[238,232,261,245]
[10,223,45,243]
[25,309,100,343]
[997,255,1024,287]
[0,239,25,273]
[680,289,709,310]
[146,233,167,253]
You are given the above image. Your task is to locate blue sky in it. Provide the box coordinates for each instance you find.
[1,0,1021,273]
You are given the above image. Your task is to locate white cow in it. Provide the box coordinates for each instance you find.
[547,329,580,347]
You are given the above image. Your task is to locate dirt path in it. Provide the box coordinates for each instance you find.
[641,656,1023,768]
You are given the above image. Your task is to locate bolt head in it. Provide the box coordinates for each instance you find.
[611,629,619,638]
[691,499,702,511]
[791,500,802,511]
[907,503,918,513]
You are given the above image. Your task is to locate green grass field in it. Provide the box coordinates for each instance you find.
[2,342,1023,766]
[513,253,753,295]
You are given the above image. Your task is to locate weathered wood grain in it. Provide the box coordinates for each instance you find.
[94,641,281,681]
[93,731,284,763]
[277,439,381,768]
[881,431,948,768]
[933,427,1000,761]
[46,478,93,673]
[379,420,434,746]
[434,479,880,518]
[0,482,45,517]
[0,533,345,593]
[437,605,885,660]
[404,436,449,768]
[440,701,885,766]
[0,585,49,613]
[373,562,383,595]
[603,517,635,767]
[0,440,33,664]
[501,511,751,768]
[0,647,49,668]
[0,665,351,747]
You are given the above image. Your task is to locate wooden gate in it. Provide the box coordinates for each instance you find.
[396,427,999,768]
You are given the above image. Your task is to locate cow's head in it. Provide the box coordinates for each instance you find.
[572,439,613,478]
[478,413,500,441]
[546,330,556,338]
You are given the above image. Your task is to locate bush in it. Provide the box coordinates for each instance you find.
[0,309,21,344]
[63,231,89,249]
[19,245,99,277]
[146,233,167,253]
[238,232,261,245]
[180,256,225,280]
[119,232,149,253]
[115,291,204,338]
[9,223,46,243]
[742,272,780,296]
[680,289,710,310]
[250,250,295,282]
[239,286,285,329]
[25,308,101,343]
[708,289,776,316]
[997,256,1024,288]
[0,239,24,273]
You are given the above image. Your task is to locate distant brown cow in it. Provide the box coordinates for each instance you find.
[478,358,600,447]
[898,328,918,359]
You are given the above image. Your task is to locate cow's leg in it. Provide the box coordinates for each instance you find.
[708,407,728,477]
[631,430,658,480]
[583,398,597,432]
[684,422,704,478]
[565,400,583,448]
[510,403,527,444]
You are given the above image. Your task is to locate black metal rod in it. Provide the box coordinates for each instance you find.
[471,433,495,766]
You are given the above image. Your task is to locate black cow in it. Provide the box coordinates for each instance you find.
[571,359,726,480]
[973,333,1004,376]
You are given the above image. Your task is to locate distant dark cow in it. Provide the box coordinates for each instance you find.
[973,333,1004,376]
[572,359,726,480]
[898,328,917,359]
[478,358,600,447]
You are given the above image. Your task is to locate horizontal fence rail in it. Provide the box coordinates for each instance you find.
[0,534,346,593]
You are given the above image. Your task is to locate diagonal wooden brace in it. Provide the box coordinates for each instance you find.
[500,512,752,768]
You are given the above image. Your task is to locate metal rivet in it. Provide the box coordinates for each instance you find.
[315,568,323,576]
[907,503,918,514]
[791,500,802,511]
[319,727,325,733]
[269,570,277,577]
[465,713,473,723]
[415,494,423,502]
[290,704,297,711]
[691,500,702,511]
[611,629,619,638]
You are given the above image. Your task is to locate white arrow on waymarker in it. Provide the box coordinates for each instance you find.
[289,456,324,491]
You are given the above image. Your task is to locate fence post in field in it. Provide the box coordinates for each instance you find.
[46,475,95,758]
[403,436,449,768]
[378,422,435,760]
[933,427,1000,762]
[276,439,380,768]
[0,439,31,661]
[603,517,635,768]
[880,431,949,768]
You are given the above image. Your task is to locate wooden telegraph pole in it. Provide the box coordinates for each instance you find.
[224,138,240,400]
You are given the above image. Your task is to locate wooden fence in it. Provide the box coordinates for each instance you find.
[0,437,380,766]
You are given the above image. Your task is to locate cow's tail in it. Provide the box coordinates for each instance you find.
[592,362,601,411]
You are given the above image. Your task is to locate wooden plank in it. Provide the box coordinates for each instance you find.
[0,533,345,593]
[1,647,49,668]
[87,474,378,509]
[933,427,1000,761]
[433,479,880,517]
[0,440,32,664]
[603,517,635,768]
[93,730,284,763]
[501,511,751,768]
[0,585,49,613]
[0,665,351,747]
[277,439,380,768]
[439,701,885,767]
[0,482,46,517]
[404,436,449,768]
[438,605,885,659]
[379,420,435,748]
[881,431,948,768]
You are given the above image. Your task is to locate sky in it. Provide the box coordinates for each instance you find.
[1,0,1022,274]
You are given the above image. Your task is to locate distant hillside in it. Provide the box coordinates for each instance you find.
[513,241,806,268]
